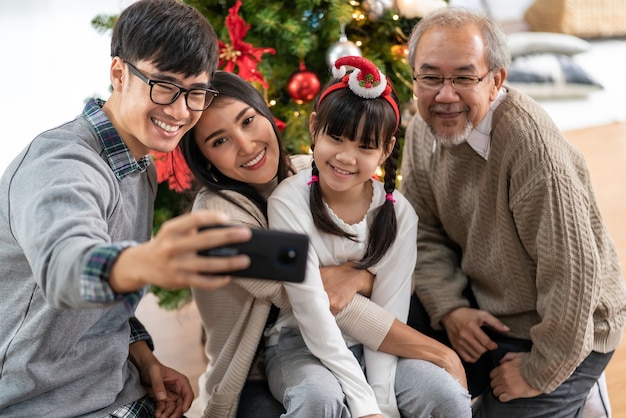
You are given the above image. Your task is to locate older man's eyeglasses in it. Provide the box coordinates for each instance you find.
[125,61,218,111]
[413,70,492,91]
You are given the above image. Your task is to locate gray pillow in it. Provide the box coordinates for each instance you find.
[505,53,603,99]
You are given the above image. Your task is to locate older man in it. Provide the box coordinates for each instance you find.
[401,7,626,417]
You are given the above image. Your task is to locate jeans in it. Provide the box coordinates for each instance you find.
[407,292,614,418]
[263,327,472,418]
[263,327,350,418]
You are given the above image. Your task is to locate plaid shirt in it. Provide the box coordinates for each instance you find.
[106,394,155,418]
[79,99,152,313]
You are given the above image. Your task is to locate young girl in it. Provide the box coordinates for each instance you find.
[264,56,466,417]
[181,70,470,418]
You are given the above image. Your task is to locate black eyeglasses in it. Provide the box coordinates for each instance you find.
[125,61,218,111]
[413,70,492,91]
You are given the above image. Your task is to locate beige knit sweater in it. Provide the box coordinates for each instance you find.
[400,87,626,393]
[191,186,396,418]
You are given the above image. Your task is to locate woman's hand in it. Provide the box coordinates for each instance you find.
[129,341,194,417]
[321,262,375,315]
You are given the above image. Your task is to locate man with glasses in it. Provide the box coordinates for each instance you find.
[0,0,253,416]
[400,7,626,417]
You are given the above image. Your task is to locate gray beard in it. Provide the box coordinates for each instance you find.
[431,119,474,148]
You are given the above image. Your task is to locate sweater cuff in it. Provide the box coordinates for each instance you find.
[129,316,154,351]
[336,294,394,350]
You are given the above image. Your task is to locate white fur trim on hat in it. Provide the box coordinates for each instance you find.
[332,56,387,99]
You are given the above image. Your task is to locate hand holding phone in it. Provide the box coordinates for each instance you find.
[198,226,308,282]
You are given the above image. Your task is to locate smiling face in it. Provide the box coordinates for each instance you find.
[412,24,504,146]
[105,57,209,159]
[192,98,280,185]
[311,114,393,200]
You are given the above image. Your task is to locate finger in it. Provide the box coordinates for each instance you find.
[499,352,517,363]
[473,326,498,351]
[155,396,178,418]
[164,376,193,414]
[195,252,251,273]
[499,392,512,402]
[481,314,510,333]
[454,339,483,363]
[490,378,509,402]
[176,224,251,256]
[180,383,194,412]
[196,224,253,250]
[460,329,492,361]
[158,210,231,237]
[148,366,167,402]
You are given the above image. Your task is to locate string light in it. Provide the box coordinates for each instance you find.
[352,11,365,21]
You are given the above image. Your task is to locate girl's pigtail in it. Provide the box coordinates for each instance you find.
[358,140,400,269]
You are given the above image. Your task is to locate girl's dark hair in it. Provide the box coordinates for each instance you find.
[310,77,401,270]
[111,0,219,78]
[181,71,291,217]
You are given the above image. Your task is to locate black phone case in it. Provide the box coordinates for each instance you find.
[199,227,309,282]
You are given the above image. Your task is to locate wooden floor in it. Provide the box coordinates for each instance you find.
[136,121,626,416]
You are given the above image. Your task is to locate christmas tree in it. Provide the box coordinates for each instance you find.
[93,0,448,155]
[188,0,448,153]
[91,0,447,309]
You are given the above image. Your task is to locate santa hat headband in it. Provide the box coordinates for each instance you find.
[317,56,400,131]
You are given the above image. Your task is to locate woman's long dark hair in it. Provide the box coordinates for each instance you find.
[180,71,291,217]
[310,77,401,270]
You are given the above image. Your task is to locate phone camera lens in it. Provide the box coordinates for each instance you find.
[277,248,297,265]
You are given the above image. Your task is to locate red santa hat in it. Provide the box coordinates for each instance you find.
[318,56,400,130]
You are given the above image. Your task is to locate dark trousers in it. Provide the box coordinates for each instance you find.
[407,292,613,418]
[236,380,285,418]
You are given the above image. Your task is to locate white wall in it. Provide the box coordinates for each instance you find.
[0,0,135,175]
[449,0,534,22]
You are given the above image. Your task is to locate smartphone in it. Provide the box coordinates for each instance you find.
[198,226,309,282]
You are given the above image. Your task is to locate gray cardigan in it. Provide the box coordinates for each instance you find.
[0,104,156,417]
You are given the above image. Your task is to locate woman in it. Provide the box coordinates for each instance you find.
[181,71,470,418]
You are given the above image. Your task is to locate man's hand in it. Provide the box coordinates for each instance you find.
[490,352,541,402]
[441,307,510,363]
[320,262,374,315]
[129,341,194,418]
[109,210,253,294]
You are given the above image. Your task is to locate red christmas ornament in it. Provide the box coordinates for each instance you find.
[287,63,321,104]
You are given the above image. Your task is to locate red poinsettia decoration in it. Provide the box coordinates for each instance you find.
[151,146,193,193]
[219,0,275,88]
[273,117,286,132]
